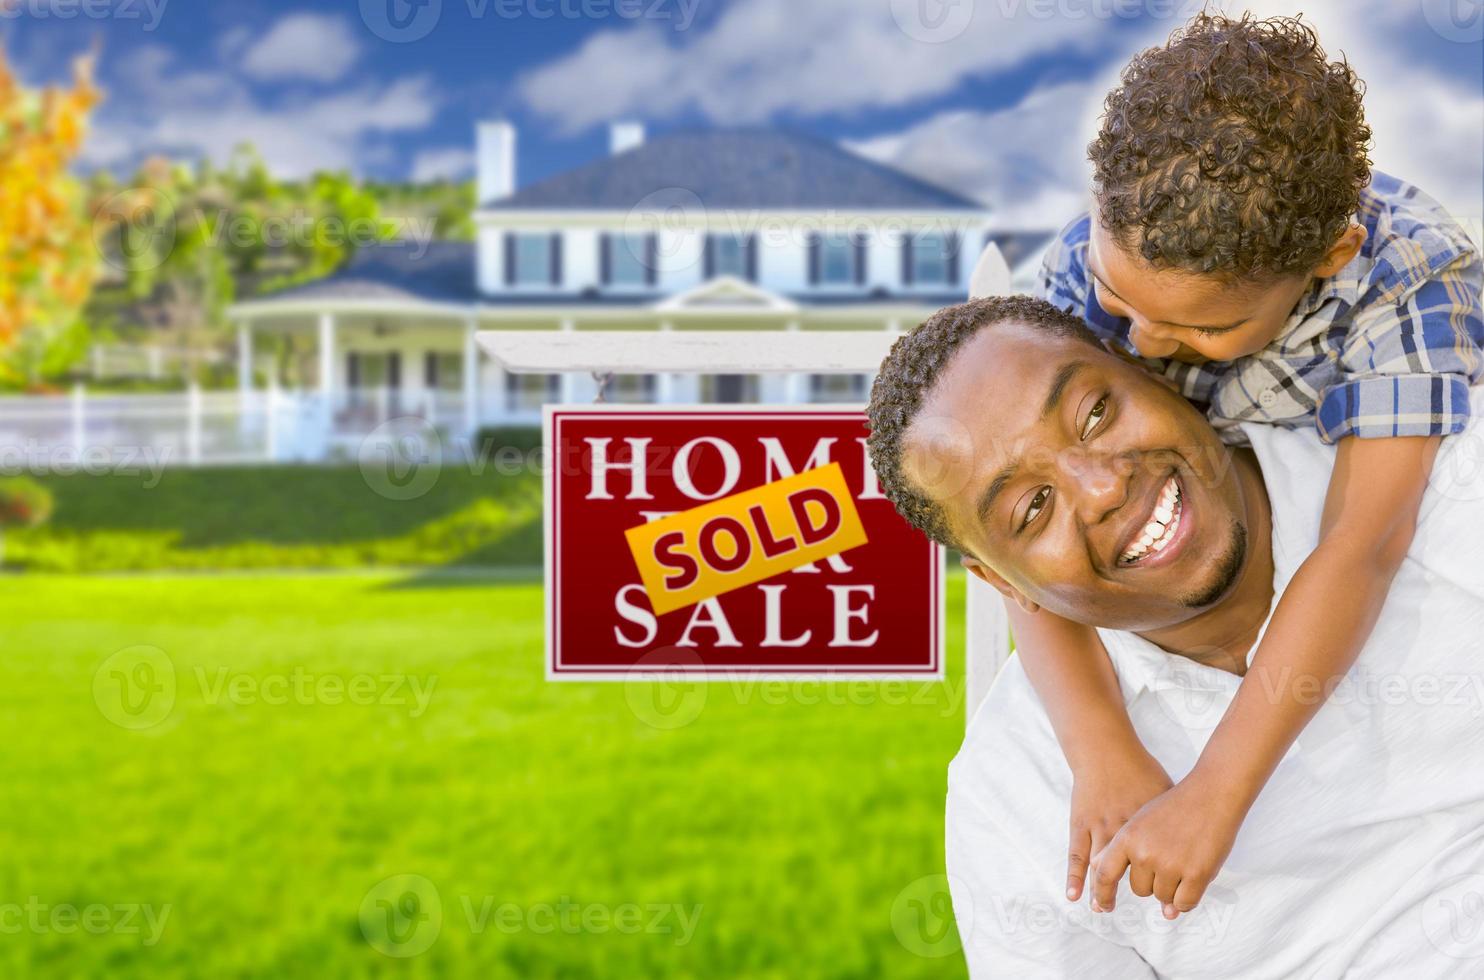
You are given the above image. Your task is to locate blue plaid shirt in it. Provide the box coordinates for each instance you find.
[1038,172,1484,444]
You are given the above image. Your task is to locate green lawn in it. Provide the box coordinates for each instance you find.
[0,571,969,978]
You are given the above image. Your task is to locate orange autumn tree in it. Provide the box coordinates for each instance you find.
[0,50,100,365]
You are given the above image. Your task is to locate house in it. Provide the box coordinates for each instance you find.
[226,122,1055,459]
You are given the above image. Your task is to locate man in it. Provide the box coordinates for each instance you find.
[865,295,1484,977]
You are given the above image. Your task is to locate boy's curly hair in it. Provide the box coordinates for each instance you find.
[866,296,1100,550]
[1089,12,1372,280]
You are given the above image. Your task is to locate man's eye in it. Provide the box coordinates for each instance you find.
[1080,398,1107,440]
[1021,487,1050,530]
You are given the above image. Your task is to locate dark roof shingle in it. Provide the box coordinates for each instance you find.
[483,129,984,211]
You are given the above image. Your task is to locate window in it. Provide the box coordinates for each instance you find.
[505,232,560,286]
[346,352,400,389]
[505,373,560,412]
[705,233,754,280]
[812,233,860,286]
[904,231,957,286]
[809,374,869,404]
[606,374,657,404]
[424,352,463,392]
[602,232,655,287]
[345,352,401,409]
[702,374,759,403]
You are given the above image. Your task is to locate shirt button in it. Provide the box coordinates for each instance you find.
[1259,390,1277,409]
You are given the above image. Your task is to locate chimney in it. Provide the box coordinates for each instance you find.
[609,121,645,155]
[477,120,516,203]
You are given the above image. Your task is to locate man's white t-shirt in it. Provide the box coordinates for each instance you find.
[947,405,1484,978]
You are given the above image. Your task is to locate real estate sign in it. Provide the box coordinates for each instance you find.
[544,406,945,679]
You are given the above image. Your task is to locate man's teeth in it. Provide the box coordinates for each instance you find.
[1121,479,1182,564]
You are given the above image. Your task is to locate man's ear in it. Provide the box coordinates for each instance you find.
[959,554,1040,614]
[1311,223,1367,278]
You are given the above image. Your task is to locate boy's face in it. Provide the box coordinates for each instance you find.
[1087,214,1315,363]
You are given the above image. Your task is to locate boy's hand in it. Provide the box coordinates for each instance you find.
[1065,747,1172,902]
[1088,776,1244,919]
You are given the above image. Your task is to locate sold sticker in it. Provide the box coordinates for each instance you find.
[625,463,869,615]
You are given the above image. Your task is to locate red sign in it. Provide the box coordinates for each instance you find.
[545,406,945,679]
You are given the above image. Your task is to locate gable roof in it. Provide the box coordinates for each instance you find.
[654,275,799,313]
[482,129,985,211]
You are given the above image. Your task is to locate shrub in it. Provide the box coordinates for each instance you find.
[0,477,54,529]
[475,425,542,460]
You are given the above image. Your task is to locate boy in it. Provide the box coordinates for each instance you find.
[1018,13,1483,919]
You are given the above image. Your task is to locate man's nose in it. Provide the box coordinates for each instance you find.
[1128,319,1179,359]
[1057,450,1129,524]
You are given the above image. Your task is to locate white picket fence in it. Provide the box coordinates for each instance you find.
[0,386,479,470]
[89,343,227,381]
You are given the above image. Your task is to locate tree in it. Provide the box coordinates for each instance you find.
[0,50,100,383]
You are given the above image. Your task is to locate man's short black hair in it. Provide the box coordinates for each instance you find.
[866,295,1101,548]
[1089,12,1372,281]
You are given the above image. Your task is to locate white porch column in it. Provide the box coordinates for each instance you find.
[670,373,701,404]
[559,317,580,404]
[760,373,791,404]
[656,320,676,404]
[462,316,480,438]
[783,320,809,404]
[318,312,337,392]
[237,320,253,394]
[318,311,336,436]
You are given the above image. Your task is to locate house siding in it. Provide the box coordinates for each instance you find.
[475,220,981,299]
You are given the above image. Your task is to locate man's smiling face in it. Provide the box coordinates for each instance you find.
[901,322,1252,632]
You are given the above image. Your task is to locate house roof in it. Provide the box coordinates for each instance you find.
[986,229,1058,270]
[482,129,986,211]
[260,240,479,306]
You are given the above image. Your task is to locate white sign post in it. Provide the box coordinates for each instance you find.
[478,243,1014,723]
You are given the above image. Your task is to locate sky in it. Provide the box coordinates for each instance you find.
[4,0,1481,229]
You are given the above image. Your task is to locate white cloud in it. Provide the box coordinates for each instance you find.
[846,80,1110,228]
[239,13,362,83]
[847,0,1482,235]
[216,25,254,64]
[516,0,1117,133]
[410,147,476,183]
[83,44,437,178]
[1233,0,1484,227]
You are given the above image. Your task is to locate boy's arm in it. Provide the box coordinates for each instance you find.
[1005,601,1170,902]
[1090,434,1439,917]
